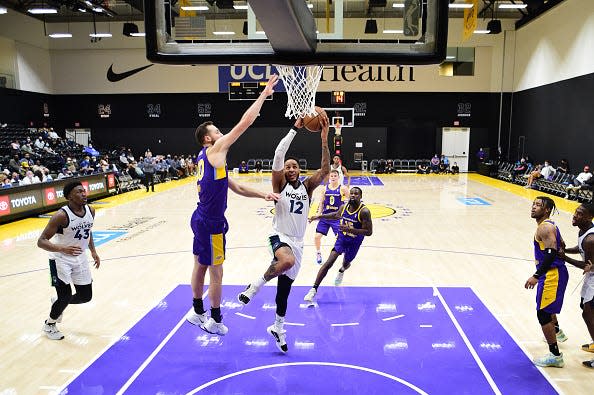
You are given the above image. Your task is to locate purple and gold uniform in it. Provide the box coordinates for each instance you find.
[315,184,343,236]
[534,219,568,313]
[332,203,366,262]
[190,147,228,266]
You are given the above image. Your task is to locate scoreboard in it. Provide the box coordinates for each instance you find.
[228,81,273,101]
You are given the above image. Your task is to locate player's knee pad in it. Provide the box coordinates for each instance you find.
[537,309,552,326]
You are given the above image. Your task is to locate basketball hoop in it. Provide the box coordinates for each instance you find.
[275,64,324,119]
[334,121,342,136]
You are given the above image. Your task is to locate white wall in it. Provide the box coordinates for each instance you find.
[0,36,17,87]
[15,42,52,93]
[513,0,594,91]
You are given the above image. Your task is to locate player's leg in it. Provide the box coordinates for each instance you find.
[334,240,362,286]
[267,274,294,353]
[238,236,295,305]
[304,250,340,302]
[314,220,331,265]
[581,297,594,353]
[188,256,208,325]
[44,260,72,340]
[69,260,93,304]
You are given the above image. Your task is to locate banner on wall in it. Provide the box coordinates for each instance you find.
[463,0,479,41]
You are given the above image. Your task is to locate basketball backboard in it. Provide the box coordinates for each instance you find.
[144,0,448,65]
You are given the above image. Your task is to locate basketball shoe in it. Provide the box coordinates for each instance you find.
[199,318,228,336]
[334,271,344,286]
[583,359,594,368]
[186,311,207,326]
[304,288,317,303]
[238,283,260,305]
[533,352,564,368]
[556,329,568,343]
[43,320,64,340]
[581,342,594,353]
[267,325,288,353]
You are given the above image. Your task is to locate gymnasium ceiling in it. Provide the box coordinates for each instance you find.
[0,0,565,28]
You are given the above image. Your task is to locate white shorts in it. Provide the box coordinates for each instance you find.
[50,255,92,286]
[268,232,303,281]
[581,273,594,303]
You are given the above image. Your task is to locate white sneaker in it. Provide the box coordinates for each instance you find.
[186,311,207,326]
[199,317,228,336]
[267,325,288,353]
[50,297,63,323]
[304,288,317,303]
[335,271,344,286]
[534,352,564,368]
[316,252,323,265]
[43,320,64,340]
[238,284,260,305]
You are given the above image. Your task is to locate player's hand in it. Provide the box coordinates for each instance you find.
[584,260,593,274]
[264,192,280,202]
[91,251,101,269]
[294,118,304,129]
[262,74,279,97]
[320,117,329,142]
[524,276,538,289]
[338,224,350,232]
[61,245,83,256]
[308,216,318,223]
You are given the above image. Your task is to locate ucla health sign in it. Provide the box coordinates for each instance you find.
[218,65,286,92]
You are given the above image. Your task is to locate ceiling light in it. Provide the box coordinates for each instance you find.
[28,8,58,14]
[383,29,404,34]
[446,55,456,59]
[92,7,103,12]
[0,7,7,14]
[130,32,145,37]
[181,6,209,11]
[473,29,490,34]
[392,3,404,7]
[499,3,528,9]
[212,31,235,35]
[307,3,313,8]
[233,5,248,10]
[449,3,474,8]
[49,33,73,38]
[89,33,112,38]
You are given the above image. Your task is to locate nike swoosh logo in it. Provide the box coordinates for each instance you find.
[106,64,153,82]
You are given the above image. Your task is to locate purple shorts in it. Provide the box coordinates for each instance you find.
[536,265,568,314]
[332,236,363,263]
[190,209,228,266]
[316,219,340,236]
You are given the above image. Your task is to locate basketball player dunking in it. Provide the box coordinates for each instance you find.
[305,186,373,302]
[559,203,594,368]
[525,196,569,368]
[313,169,348,264]
[186,75,279,336]
[238,115,330,353]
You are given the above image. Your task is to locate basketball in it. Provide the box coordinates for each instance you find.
[302,106,327,132]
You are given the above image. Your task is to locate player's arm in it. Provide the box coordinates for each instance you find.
[37,210,82,256]
[342,165,350,187]
[228,177,279,201]
[563,245,580,254]
[338,207,373,236]
[304,117,330,196]
[315,186,325,216]
[340,185,349,202]
[562,235,594,270]
[525,223,559,288]
[209,75,278,157]
[88,206,100,268]
[310,204,344,222]
[271,119,302,193]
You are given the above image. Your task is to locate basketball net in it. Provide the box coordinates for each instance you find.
[275,64,324,119]
[334,122,342,136]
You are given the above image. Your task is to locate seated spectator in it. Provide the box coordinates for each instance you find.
[65,157,77,174]
[129,161,145,180]
[376,159,386,174]
[1,173,11,188]
[19,170,41,185]
[8,155,22,175]
[239,161,249,174]
[20,153,34,168]
[90,156,99,172]
[556,158,570,174]
[254,160,263,173]
[34,137,45,151]
[119,151,130,167]
[566,166,593,199]
[417,163,430,174]
[48,128,60,140]
[10,140,20,151]
[84,143,100,157]
[525,164,543,189]
[99,155,110,172]
[511,158,528,181]
[430,154,440,173]
[79,156,91,174]
[451,162,460,174]
[385,160,394,174]
[10,172,21,185]
[439,155,450,173]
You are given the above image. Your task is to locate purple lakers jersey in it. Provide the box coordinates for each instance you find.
[322,184,343,214]
[534,219,565,270]
[339,203,365,243]
[196,147,228,219]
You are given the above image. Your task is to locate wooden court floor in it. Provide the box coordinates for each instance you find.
[0,173,591,394]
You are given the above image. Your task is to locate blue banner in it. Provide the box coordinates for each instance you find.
[218,65,286,92]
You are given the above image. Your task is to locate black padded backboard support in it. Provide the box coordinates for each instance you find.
[144,0,449,66]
